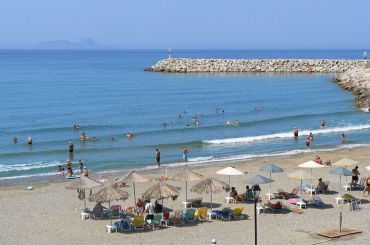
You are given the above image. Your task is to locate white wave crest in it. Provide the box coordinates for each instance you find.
[203,124,370,145]
[0,161,62,172]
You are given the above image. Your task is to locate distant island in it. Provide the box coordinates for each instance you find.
[35,38,101,49]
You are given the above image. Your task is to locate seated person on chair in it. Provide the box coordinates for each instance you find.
[316,178,326,192]
[93,203,107,217]
[230,187,238,198]
[246,185,254,201]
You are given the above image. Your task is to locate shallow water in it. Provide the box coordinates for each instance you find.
[0,49,369,180]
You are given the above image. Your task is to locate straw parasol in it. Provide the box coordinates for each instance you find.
[88,183,130,225]
[142,181,181,200]
[288,170,315,201]
[332,158,358,167]
[216,166,243,186]
[65,176,103,210]
[298,160,327,187]
[259,164,283,194]
[116,171,151,205]
[191,177,230,210]
[329,167,353,196]
[172,166,202,201]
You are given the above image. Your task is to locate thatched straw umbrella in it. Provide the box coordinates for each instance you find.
[142,181,181,200]
[172,166,202,201]
[191,177,230,210]
[116,171,151,205]
[65,176,103,211]
[88,183,130,225]
[142,181,181,211]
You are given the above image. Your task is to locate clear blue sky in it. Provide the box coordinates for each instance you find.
[1,0,369,49]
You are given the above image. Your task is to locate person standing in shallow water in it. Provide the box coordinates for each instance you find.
[182,147,189,162]
[155,149,160,168]
[68,141,74,153]
[293,127,299,138]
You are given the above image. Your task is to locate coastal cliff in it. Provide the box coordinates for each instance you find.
[145,58,365,73]
[334,62,370,107]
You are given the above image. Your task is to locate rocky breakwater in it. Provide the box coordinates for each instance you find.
[334,61,370,108]
[145,58,364,73]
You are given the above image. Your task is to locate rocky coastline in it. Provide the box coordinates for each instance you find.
[145,58,365,73]
[334,62,370,108]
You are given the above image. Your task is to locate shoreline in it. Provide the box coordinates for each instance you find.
[2,144,370,188]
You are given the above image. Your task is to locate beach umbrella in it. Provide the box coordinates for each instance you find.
[142,181,181,200]
[288,170,315,201]
[116,171,151,205]
[65,176,103,211]
[172,166,202,201]
[332,158,358,167]
[298,160,327,187]
[88,183,130,225]
[329,167,353,196]
[259,164,283,193]
[333,158,358,183]
[244,175,274,199]
[191,177,230,210]
[216,166,243,186]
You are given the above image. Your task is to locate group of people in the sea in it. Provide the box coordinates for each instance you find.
[293,120,347,149]
[56,159,89,177]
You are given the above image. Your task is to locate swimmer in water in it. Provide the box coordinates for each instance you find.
[341,133,346,143]
[13,136,18,144]
[320,120,325,127]
[80,132,87,141]
[162,122,167,128]
[27,136,33,145]
[126,132,134,138]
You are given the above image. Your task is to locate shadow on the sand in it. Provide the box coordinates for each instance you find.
[201,202,222,209]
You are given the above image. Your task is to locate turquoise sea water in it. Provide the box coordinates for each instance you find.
[0,49,369,181]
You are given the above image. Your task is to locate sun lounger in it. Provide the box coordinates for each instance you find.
[115,219,131,232]
[172,210,184,226]
[151,214,163,228]
[111,205,121,218]
[232,207,244,220]
[354,178,365,190]
[183,208,196,223]
[310,196,325,207]
[265,201,283,213]
[276,188,299,199]
[160,211,170,226]
[197,207,208,222]
[132,215,145,231]
[217,208,232,221]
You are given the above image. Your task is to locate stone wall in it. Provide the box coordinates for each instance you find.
[145,58,366,73]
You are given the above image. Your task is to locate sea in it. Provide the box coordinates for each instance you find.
[0,49,369,182]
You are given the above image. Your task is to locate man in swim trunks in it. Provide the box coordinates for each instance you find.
[182,147,189,162]
[68,141,74,153]
[351,166,360,187]
[155,149,160,168]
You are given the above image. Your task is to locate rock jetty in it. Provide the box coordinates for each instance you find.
[145,58,365,73]
[334,62,370,107]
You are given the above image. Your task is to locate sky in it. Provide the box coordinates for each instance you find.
[0,0,369,49]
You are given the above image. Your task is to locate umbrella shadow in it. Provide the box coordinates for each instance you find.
[201,202,222,209]
[319,190,338,195]
[308,203,334,210]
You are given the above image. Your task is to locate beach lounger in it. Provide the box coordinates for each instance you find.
[310,196,325,207]
[132,215,145,231]
[276,188,299,199]
[160,211,170,226]
[265,201,283,213]
[217,208,232,221]
[197,207,208,222]
[172,211,184,226]
[151,214,163,228]
[354,178,365,190]
[183,208,196,223]
[111,205,121,218]
[246,190,255,202]
[115,219,131,232]
[232,207,244,220]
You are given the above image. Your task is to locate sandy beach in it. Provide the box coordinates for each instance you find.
[1,146,370,245]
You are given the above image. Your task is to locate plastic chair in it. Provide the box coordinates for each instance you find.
[232,207,244,220]
[197,207,208,222]
[132,215,145,231]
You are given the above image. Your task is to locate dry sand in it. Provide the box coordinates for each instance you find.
[1,147,370,245]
